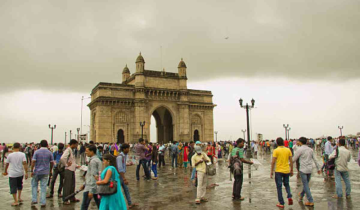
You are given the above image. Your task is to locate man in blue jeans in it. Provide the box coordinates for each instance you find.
[117,143,138,208]
[31,140,54,208]
[171,141,179,168]
[329,138,351,199]
[135,138,151,181]
[292,137,321,207]
[270,137,293,208]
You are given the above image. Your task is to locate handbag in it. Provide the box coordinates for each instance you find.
[327,147,339,170]
[207,164,216,176]
[97,179,118,196]
[57,150,70,173]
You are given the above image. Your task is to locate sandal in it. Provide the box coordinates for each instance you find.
[71,199,80,202]
[11,203,19,206]
[200,198,208,202]
[276,203,284,208]
[129,203,139,208]
[195,200,201,204]
[63,201,71,205]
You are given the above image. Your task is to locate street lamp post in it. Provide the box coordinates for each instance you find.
[140,121,145,139]
[77,128,80,141]
[239,98,255,183]
[338,126,343,136]
[215,131,218,142]
[69,130,72,141]
[241,129,246,140]
[283,124,289,140]
[49,124,56,145]
[65,132,67,145]
[287,127,291,140]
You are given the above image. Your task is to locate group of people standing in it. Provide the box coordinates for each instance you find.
[2,139,135,210]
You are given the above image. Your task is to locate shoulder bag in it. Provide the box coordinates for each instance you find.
[97,168,118,196]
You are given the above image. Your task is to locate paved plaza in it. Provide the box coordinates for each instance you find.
[0,150,359,210]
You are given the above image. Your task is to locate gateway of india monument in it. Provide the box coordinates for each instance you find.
[88,53,215,144]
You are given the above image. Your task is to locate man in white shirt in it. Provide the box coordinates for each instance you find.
[51,143,58,153]
[329,138,351,199]
[3,143,28,206]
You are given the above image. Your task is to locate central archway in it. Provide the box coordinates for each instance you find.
[150,106,173,144]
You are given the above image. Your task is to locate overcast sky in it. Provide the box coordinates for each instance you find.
[0,0,359,143]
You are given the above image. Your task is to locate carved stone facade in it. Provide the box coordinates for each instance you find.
[88,54,216,144]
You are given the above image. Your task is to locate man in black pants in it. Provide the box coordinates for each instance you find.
[229,138,253,201]
[47,143,65,198]
[61,139,80,205]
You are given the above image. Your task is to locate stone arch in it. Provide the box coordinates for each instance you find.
[149,105,175,144]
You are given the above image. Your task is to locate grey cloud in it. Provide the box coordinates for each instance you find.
[0,0,359,92]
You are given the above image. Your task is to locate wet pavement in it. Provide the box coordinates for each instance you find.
[1,149,359,210]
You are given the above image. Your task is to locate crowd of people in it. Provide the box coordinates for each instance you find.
[0,135,359,209]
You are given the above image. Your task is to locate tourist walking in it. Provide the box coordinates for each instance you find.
[47,143,65,198]
[178,142,184,167]
[206,142,214,164]
[151,145,158,180]
[270,137,293,208]
[158,143,166,168]
[292,137,321,207]
[329,138,352,199]
[61,139,80,205]
[97,154,127,210]
[324,136,335,179]
[31,140,54,207]
[171,142,179,168]
[117,143,137,208]
[191,145,211,204]
[3,142,28,206]
[80,144,102,210]
[135,138,151,180]
[24,143,33,164]
[183,143,189,169]
[229,138,253,201]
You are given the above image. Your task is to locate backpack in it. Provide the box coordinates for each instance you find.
[25,146,31,154]
[229,151,243,176]
[172,145,178,155]
[57,150,70,173]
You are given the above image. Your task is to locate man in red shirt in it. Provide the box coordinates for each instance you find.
[284,140,289,148]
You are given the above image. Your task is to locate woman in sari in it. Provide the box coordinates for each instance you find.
[177,143,184,168]
[183,143,189,169]
[96,154,127,210]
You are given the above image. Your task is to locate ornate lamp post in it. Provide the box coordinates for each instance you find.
[65,132,67,145]
[77,128,80,141]
[283,124,289,140]
[49,124,56,145]
[214,131,218,142]
[338,126,343,136]
[140,121,145,139]
[239,98,255,183]
[69,130,72,142]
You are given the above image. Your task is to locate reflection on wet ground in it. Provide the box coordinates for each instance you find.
[0,150,359,210]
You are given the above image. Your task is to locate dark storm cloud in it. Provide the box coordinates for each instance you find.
[0,0,359,92]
